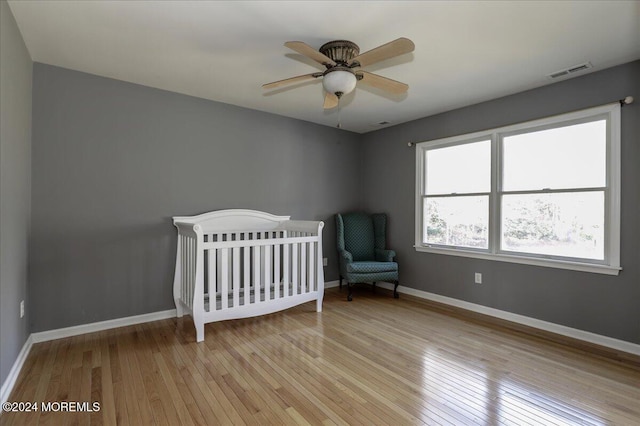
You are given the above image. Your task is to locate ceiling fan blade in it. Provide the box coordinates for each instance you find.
[262,73,322,90]
[357,71,409,94]
[323,92,339,109]
[284,41,336,67]
[348,37,415,68]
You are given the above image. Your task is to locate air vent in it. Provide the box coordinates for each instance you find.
[548,62,592,79]
[370,121,392,128]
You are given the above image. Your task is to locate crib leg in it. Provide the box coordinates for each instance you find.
[316,296,323,312]
[191,310,205,342]
[175,298,184,318]
[393,280,399,299]
[195,322,204,343]
[347,283,353,302]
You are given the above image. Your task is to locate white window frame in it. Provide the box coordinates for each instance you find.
[414,103,621,275]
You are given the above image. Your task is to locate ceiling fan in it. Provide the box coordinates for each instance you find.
[262,38,415,109]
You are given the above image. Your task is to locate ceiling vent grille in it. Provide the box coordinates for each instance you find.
[548,62,593,79]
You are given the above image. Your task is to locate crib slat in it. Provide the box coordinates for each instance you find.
[233,247,240,308]
[243,246,250,305]
[301,242,307,294]
[283,243,290,298]
[274,243,280,299]
[292,242,298,295]
[221,248,229,310]
[309,242,315,292]
[227,234,233,292]
[216,245,222,297]
[253,246,261,302]
[208,247,215,313]
[265,243,272,301]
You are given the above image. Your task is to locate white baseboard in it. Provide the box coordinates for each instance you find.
[31,309,177,343]
[324,280,340,289]
[375,281,640,356]
[1,335,33,407]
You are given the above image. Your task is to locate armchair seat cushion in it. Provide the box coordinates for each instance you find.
[346,261,398,274]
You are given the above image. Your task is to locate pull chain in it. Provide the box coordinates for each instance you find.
[337,97,342,129]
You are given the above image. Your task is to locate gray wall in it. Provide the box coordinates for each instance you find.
[0,0,32,386]
[361,61,640,344]
[30,63,362,332]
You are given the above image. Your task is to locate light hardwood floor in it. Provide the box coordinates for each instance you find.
[2,287,639,425]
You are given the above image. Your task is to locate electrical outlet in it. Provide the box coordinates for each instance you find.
[474,273,482,284]
[20,300,25,318]
[323,257,328,267]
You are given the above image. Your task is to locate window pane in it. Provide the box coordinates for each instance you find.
[424,196,489,248]
[502,120,606,191]
[501,192,604,259]
[425,140,491,195]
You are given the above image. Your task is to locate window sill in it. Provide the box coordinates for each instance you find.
[414,245,621,276]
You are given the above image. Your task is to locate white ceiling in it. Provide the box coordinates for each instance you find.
[8,1,640,133]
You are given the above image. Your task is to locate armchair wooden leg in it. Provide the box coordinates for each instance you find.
[347,283,353,302]
[372,282,376,293]
[339,276,342,290]
[393,280,399,299]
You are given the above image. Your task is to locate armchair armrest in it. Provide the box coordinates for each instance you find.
[375,249,396,262]
[338,249,353,264]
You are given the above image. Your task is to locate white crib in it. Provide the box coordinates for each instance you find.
[172,209,325,342]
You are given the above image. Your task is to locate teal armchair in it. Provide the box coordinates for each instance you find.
[335,212,399,301]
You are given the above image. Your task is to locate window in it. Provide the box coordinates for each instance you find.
[415,104,621,275]
[423,140,491,249]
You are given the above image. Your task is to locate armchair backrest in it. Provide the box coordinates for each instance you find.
[336,213,387,261]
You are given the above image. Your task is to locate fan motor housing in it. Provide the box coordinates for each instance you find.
[319,40,360,65]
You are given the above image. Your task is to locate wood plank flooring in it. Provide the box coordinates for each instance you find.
[2,287,639,425]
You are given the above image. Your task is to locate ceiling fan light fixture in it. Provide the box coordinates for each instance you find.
[264,38,415,112]
[322,68,357,97]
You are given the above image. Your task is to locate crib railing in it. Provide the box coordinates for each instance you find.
[203,230,319,310]
[173,211,324,342]
[175,224,201,313]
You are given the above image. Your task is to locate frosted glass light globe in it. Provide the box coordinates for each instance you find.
[322,70,357,96]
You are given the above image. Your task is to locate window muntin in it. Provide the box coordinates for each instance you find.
[415,104,620,274]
